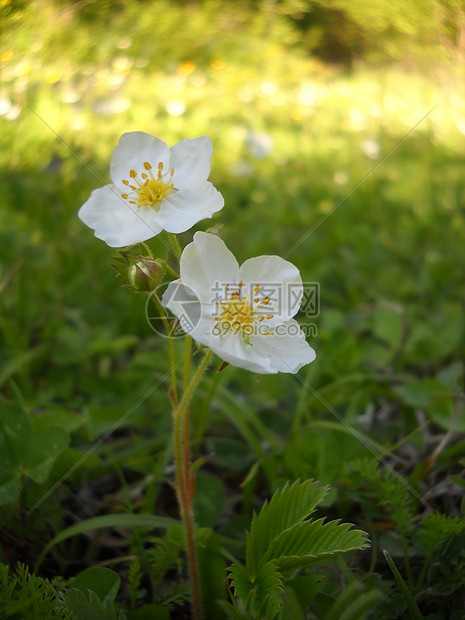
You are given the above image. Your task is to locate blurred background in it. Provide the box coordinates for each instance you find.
[1,0,465,529]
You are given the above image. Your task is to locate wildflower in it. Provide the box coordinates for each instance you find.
[78,132,224,247]
[162,232,316,374]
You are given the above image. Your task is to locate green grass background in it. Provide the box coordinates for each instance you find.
[1,0,465,617]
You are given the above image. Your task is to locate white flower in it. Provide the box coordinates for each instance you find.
[162,232,316,374]
[78,132,224,247]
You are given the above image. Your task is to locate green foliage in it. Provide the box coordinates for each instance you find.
[0,562,73,619]
[349,458,415,538]
[227,481,368,618]
[0,1,464,618]
[0,403,69,504]
[384,551,423,620]
[246,479,329,575]
[63,589,123,620]
[70,567,121,603]
[127,558,142,610]
[147,525,185,586]
[416,513,465,558]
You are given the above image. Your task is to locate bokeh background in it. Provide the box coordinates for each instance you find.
[1,1,465,615]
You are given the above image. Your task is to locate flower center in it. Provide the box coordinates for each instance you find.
[214,282,274,342]
[120,162,175,210]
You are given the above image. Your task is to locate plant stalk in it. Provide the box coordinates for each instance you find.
[173,348,213,619]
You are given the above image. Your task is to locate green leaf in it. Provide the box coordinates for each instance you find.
[229,561,283,617]
[384,550,424,620]
[0,469,21,505]
[0,403,33,469]
[32,408,84,434]
[216,600,253,620]
[339,589,382,620]
[288,575,325,612]
[25,427,69,483]
[263,518,368,571]
[229,563,251,604]
[393,377,462,431]
[371,304,404,349]
[253,562,284,618]
[35,513,179,571]
[326,581,381,620]
[64,588,118,620]
[246,480,328,576]
[71,567,121,602]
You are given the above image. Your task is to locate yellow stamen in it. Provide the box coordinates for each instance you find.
[123,161,176,210]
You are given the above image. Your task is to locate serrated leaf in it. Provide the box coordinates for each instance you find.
[229,563,251,603]
[216,600,253,620]
[263,518,368,571]
[246,480,328,576]
[253,562,284,617]
[26,427,69,483]
[229,561,283,617]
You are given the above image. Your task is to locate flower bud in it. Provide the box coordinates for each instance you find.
[128,257,166,292]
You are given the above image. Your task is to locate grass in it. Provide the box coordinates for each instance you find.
[1,1,465,618]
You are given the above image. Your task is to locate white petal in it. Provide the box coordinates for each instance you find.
[110,132,171,187]
[189,320,276,374]
[170,136,213,186]
[238,255,303,321]
[178,232,239,301]
[252,319,316,373]
[78,184,162,247]
[156,182,224,234]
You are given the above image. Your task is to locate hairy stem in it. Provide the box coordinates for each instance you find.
[173,348,213,619]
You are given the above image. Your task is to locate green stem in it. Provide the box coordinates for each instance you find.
[169,233,183,260]
[184,336,192,392]
[140,242,153,257]
[165,262,179,279]
[152,294,177,403]
[173,349,214,620]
